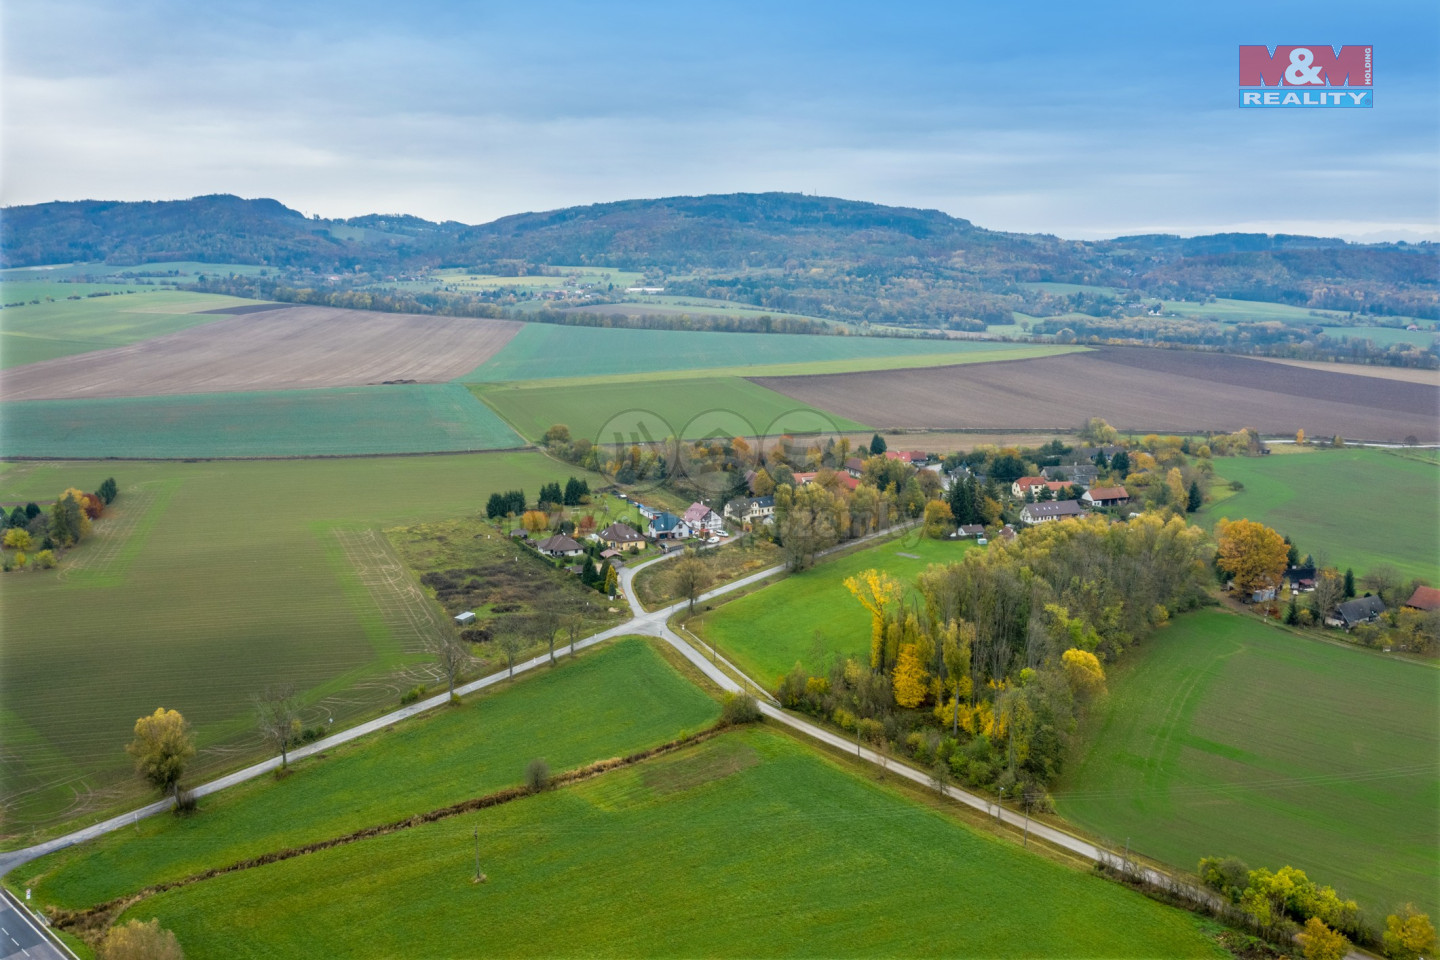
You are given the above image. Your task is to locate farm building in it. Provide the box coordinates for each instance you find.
[1326,595,1386,630]
[1019,501,1085,525]
[1081,486,1130,507]
[1404,585,1440,611]
[1284,564,1317,591]
[453,611,476,627]
[534,534,585,558]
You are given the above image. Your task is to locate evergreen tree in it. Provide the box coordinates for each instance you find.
[1093,450,1109,470]
[24,503,40,520]
[98,477,118,504]
[581,556,599,586]
[563,477,586,506]
[485,492,506,519]
[1343,568,1355,598]
[869,433,887,456]
[1285,594,1300,625]
[1109,451,1130,475]
[1284,536,1299,567]
[1186,480,1203,513]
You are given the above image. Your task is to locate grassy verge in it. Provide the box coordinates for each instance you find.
[632,537,781,610]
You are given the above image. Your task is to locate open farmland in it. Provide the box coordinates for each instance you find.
[0,290,262,369]
[1059,609,1440,917]
[0,305,521,401]
[1199,447,1439,581]
[461,321,1076,383]
[754,346,1440,442]
[0,452,611,838]
[16,637,719,910]
[691,536,973,686]
[1,383,522,458]
[474,376,869,443]
[119,729,1225,959]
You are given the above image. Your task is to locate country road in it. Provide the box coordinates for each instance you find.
[1,520,1346,958]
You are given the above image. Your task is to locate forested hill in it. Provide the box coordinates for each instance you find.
[3,192,1435,317]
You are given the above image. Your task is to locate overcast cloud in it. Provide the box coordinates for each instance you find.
[4,0,1437,240]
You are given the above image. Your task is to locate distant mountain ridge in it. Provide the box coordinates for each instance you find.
[3,192,1434,317]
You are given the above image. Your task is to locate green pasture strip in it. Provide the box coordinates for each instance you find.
[1058,608,1440,917]
[1,383,523,459]
[460,321,1078,383]
[1318,324,1438,347]
[124,728,1225,959]
[17,637,718,910]
[473,376,869,443]
[691,536,974,687]
[0,452,608,836]
[0,290,261,369]
[1199,447,1439,582]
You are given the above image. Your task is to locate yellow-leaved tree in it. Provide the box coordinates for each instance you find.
[1061,648,1106,698]
[1296,917,1348,960]
[99,918,184,960]
[521,510,550,533]
[892,643,928,708]
[126,708,195,801]
[1296,428,1306,445]
[1215,518,1288,597]
[1384,904,1436,960]
[844,569,903,670]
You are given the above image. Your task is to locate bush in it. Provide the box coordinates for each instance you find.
[99,918,184,960]
[525,758,551,792]
[173,786,197,815]
[719,692,762,726]
[33,549,56,569]
[400,683,427,705]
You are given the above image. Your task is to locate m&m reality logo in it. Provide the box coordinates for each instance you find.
[1239,45,1372,108]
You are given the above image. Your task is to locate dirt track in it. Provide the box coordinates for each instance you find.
[753,347,1440,442]
[0,306,521,400]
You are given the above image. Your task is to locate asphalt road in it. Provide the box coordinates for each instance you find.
[0,890,66,960]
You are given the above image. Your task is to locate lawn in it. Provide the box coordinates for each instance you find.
[0,289,260,369]
[0,452,611,837]
[460,322,1077,383]
[690,535,974,686]
[1199,447,1439,582]
[632,537,782,609]
[15,637,719,910]
[1319,324,1438,347]
[474,376,870,443]
[1058,608,1440,917]
[1,383,524,458]
[123,729,1226,959]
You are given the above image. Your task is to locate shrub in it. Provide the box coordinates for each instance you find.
[525,758,551,792]
[98,918,184,960]
[719,692,762,726]
[400,683,427,705]
[33,549,56,569]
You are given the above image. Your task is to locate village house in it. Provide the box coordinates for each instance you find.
[1284,564,1317,592]
[1327,595,1386,630]
[1041,464,1097,488]
[598,521,647,553]
[648,511,693,541]
[682,502,726,534]
[1018,500,1086,525]
[534,533,585,558]
[1012,476,1069,498]
[953,524,986,539]
[724,495,775,526]
[844,457,865,478]
[1081,486,1130,508]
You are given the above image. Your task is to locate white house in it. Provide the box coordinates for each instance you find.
[1018,501,1085,525]
[682,502,725,533]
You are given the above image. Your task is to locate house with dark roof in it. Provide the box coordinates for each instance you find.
[1404,585,1440,612]
[1326,595,1386,630]
[647,511,692,540]
[1284,564,1317,592]
[724,496,775,526]
[953,524,986,539]
[1018,501,1085,525]
[1081,486,1129,507]
[1041,464,1098,488]
[534,534,585,558]
[598,521,646,552]
[844,457,865,478]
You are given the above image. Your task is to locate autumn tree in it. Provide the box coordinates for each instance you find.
[126,708,195,802]
[1061,648,1106,699]
[670,555,714,615]
[3,528,32,551]
[1215,518,1288,597]
[1296,917,1348,960]
[922,499,954,538]
[892,644,928,708]
[1384,904,1436,960]
[98,919,184,960]
[1296,428,1306,445]
[253,682,302,770]
[775,483,843,571]
[751,467,776,497]
[845,569,904,671]
[50,489,91,547]
[603,563,619,596]
[521,510,550,533]
[1311,568,1344,619]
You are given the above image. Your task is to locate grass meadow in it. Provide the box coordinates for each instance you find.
[474,376,870,443]
[2,383,523,458]
[0,289,259,369]
[461,322,1075,383]
[691,536,974,686]
[123,729,1226,959]
[1058,608,1440,917]
[1200,447,1439,581]
[15,637,719,910]
[1318,324,1438,347]
[0,452,610,838]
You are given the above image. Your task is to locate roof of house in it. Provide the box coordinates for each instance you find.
[958,524,986,535]
[649,512,684,532]
[1405,585,1440,611]
[682,503,715,524]
[792,472,818,485]
[599,521,644,542]
[752,496,775,509]
[845,458,865,472]
[509,529,530,538]
[1335,596,1386,623]
[1020,501,1086,519]
[1085,486,1129,500]
[535,534,583,553]
[1014,476,1048,488]
[1042,464,1097,480]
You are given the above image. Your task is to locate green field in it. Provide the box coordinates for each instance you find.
[474,376,870,443]
[2,383,523,458]
[16,637,719,910]
[122,728,1225,959]
[1319,324,1439,347]
[1059,609,1440,917]
[692,536,974,685]
[0,289,260,369]
[0,452,611,837]
[1199,448,1439,581]
[462,322,1075,383]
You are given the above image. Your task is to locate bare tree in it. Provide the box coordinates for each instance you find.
[562,612,586,660]
[1360,563,1402,604]
[253,682,302,770]
[670,555,714,615]
[531,607,561,664]
[428,630,474,701]
[497,628,526,678]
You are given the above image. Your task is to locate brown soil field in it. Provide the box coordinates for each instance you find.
[0,306,522,400]
[753,346,1440,442]
[1252,356,1440,387]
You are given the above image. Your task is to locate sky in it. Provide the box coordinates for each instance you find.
[4,0,1438,241]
